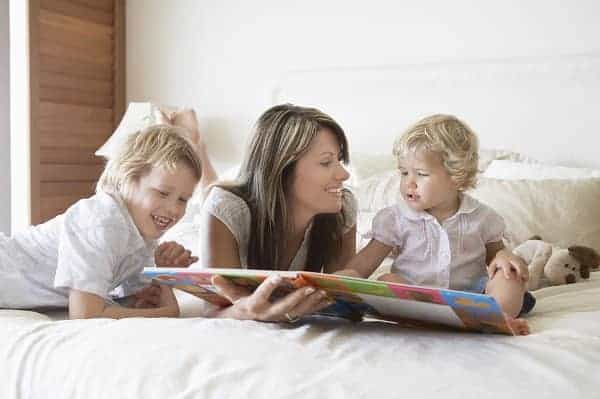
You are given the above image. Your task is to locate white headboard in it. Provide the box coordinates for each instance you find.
[273,54,600,168]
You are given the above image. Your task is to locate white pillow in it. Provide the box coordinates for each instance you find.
[95,102,161,159]
[478,148,538,172]
[484,159,600,180]
[349,148,535,189]
[469,177,600,252]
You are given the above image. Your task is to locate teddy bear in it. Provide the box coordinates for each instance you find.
[513,237,600,291]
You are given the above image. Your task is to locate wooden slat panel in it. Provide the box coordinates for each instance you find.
[40,0,113,26]
[40,39,113,66]
[40,102,113,123]
[40,131,108,148]
[40,22,113,56]
[40,55,113,81]
[71,0,114,13]
[41,147,105,164]
[41,163,104,181]
[41,181,97,197]
[32,0,122,224]
[40,86,113,108]
[40,122,113,138]
[41,73,112,100]
[113,0,125,127]
[40,71,113,96]
[40,195,85,222]
[39,9,113,39]
[30,0,42,225]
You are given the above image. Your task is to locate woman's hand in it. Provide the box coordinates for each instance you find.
[211,274,332,322]
[155,241,198,267]
[488,249,529,282]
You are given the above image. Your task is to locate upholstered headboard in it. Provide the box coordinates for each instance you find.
[273,53,600,168]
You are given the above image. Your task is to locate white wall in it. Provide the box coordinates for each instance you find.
[126,0,600,169]
[1,0,11,234]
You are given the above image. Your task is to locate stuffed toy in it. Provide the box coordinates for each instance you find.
[513,237,600,291]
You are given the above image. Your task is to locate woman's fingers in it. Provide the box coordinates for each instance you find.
[276,289,332,321]
[211,275,254,304]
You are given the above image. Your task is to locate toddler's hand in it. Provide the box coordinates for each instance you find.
[333,269,362,278]
[489,251,529,282]
[377,273,409,284]
[155,241,198,267]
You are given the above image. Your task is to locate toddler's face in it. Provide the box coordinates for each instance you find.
[398,148,460,220]
[124,163,198,240]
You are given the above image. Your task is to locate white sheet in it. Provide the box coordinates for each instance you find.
[2,272,599,399]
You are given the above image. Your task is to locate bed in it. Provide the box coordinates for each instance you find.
[2,54,600,398]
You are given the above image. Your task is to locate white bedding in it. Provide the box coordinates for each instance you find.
[2,272,599,399]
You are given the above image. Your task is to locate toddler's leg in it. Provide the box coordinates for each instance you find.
[485,271,529,335]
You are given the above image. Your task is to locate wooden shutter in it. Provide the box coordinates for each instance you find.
[29,0,125,223]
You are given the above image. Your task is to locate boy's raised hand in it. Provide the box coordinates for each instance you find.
[155,241,198,267]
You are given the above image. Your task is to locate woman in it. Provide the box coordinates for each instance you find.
[198,104,357,322]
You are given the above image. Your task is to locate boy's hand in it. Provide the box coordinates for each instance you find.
[155,241,198,267]
[158,285,180,317]
[488,250,529,282]
[132,284,161,308]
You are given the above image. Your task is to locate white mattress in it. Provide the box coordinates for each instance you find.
[2,272,599,399]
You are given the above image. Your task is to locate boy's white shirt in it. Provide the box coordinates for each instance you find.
[0,191,156,309]
[366,194,505,292]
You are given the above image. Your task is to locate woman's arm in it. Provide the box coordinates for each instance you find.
[68,286,179,319]
[324,226,357,273]
[197,213,242,268]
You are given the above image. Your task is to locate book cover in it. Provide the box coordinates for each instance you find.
[142,268,513,335]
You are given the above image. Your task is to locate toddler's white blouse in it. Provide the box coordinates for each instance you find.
[367,194,505,292]
[202,186,357,270]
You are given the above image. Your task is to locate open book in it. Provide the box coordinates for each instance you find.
[142,268,514,335]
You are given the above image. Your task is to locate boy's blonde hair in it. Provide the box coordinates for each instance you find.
[97,124,202,195]
[393,114,479,190]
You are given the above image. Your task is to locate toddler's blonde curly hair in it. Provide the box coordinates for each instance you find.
[393,114,479,190]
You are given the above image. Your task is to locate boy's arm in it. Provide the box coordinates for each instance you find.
[339,239,393,278]
[68,287,179,319]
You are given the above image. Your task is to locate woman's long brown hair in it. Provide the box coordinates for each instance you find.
[222,104,350,271]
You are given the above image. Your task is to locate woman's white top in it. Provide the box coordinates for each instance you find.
[202,186,357,270]
[0,191,156,309]
[367,194,505,292]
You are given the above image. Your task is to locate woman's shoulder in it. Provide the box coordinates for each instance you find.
[204,186,249,212]
[202,186,252,236]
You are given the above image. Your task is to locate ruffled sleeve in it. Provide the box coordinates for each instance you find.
[341,190,358,233]
[480,205,506,244]
[201,187,252,249]
[365,205,402,247]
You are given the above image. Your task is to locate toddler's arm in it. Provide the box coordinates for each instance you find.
[339,239,393,278]
[68,286,179,319]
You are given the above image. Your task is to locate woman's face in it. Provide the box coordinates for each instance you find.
[286,128,350,221]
